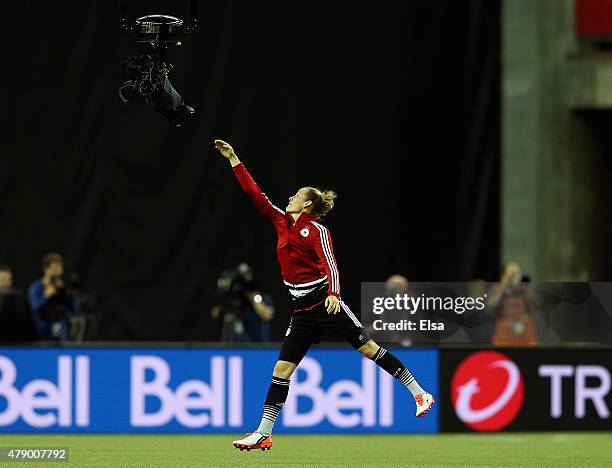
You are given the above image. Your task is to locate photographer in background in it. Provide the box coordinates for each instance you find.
[211,263,274,342]
[28,252,78,341]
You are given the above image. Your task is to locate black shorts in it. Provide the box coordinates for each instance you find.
[278,300,371,365]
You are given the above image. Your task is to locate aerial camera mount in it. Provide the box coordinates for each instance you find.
[118,1,199,126]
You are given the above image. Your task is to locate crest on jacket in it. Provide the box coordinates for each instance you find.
[300,227,310,238]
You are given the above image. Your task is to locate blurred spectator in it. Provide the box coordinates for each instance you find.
[467,278,487,298]
[487,262,538,346]
[211,263,274,342]
[385,274,409,295]
[0,265,37,341]
[382,274,412,347]
[463,278,495,342]
[28,252,77,341]
[0,265,13,292]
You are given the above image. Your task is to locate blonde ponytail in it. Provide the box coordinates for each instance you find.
[304,187,337,219]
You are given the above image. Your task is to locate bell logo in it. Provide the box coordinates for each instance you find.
[130,355,243,428]
[451,351,524,431]
[0,355,90,428]
[283,357,394,428]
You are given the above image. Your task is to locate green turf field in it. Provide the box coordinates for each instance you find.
[0,433,610,467]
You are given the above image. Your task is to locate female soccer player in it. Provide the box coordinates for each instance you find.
[214,140,434,451]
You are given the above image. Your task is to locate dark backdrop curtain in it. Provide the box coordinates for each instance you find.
[3,0,500,340]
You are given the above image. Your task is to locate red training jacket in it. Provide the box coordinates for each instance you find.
[233,163,340,300]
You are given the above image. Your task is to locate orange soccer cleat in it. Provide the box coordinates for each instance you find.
[232,432,273,452]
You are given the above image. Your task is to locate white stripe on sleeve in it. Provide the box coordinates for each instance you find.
[312,222,339,294]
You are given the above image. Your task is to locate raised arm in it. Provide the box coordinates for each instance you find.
[214,139,285,223]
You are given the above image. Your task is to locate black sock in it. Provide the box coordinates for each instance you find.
[256,376,290,436]
[371,347,424,396]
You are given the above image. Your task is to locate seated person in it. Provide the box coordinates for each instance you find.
[0,265,36,341]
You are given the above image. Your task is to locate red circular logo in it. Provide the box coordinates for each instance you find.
[451,351,524,431]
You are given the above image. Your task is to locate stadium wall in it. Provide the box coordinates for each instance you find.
[2,346,609,434]
[0,347,438,434]
[440,348,612,432]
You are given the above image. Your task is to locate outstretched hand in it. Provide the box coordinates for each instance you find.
[325,295,340,314]
[214,139,236,159]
